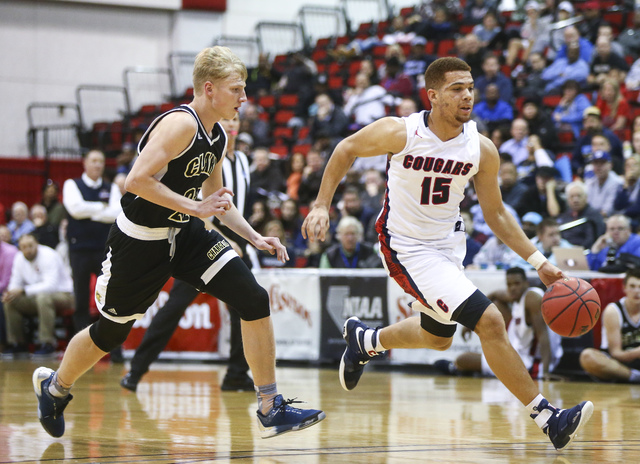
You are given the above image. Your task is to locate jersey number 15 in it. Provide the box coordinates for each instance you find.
[420,177,451,205]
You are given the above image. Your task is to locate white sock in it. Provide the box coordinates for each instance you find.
[363,328,386,355]
[526,394,554,429]
[629,369,640,383]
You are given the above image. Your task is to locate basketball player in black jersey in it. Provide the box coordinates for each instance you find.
[580,269,640,383]
[33,46,324,439]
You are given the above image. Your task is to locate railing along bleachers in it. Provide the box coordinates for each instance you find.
[213,35,261,68]
[76,84,131,157]
[298,5,348,48]
[123,66,175,116]
[340,0,392,34]
[256,21,307,58]
[26,103,82,159]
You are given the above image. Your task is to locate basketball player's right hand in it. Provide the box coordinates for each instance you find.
[196,187,233,218]
[301,205,330,242]
[537,261,566,287]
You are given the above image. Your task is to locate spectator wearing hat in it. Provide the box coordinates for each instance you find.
[588,214,640,271]
[499,160,529,211]
[549,2,575,57]
[573,106,624,175]
[475,54,513,103]
[557,181,606,249]
[613,154,640,225]
[521,96,557,151]
[236,132,253,155]
[541,40,590,94]
[577,1,603,45]
[586,150,623,218]
[403,36,437,85]
[505,1,552,68]
[521,211,543,239]
[516,166,566,218]
[551,79,592,139]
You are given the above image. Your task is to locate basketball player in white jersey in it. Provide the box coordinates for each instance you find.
[302,57,593,450]
[437,267,563,379]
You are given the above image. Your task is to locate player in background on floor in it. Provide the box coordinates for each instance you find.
[580,268,640,383]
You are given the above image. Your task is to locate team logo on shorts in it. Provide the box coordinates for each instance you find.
[437,299,449,313]
[207,240,229,260]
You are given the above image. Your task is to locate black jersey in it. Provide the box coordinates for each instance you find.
[121,105,227,228]
[613,299,640,350]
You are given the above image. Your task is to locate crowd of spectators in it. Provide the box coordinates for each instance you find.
[234,0,640,275]
[4,0,640,362]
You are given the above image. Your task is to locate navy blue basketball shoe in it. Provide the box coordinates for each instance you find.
[532,399,594,450]
[339,316,383,391]
[256,394,325,438]
[33,367,73,438]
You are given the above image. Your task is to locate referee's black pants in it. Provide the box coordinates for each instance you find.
[69,248,105,332]
[128,279,249,380]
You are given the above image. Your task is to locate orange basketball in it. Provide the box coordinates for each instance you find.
[541,277,601,337]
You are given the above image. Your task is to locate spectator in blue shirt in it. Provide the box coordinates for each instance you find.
[7,202,35,246]
[551,79,592,138]
[588,214,640,270]
[474,84,514,130]
[475,54,513,103]
[555,26,595,64]
[613,154,640,226]
[541,41,590,94]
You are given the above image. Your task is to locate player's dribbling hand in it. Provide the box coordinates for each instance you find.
[255,236,289,263]
[197,187,233,218]
[301,205,330,242]
[537,261,565,287]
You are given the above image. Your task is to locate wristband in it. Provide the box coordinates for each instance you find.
[526,250,547,270]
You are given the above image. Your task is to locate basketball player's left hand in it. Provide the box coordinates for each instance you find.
[255,236,290,263]
[537,261,566,287]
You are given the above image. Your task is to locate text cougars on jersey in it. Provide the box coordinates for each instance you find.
[403,155,473,175]
[185,151,217,177]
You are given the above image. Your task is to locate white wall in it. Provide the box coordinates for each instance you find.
[0,0,406,157]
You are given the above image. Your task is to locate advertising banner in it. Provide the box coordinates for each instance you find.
[320,273,389,362]
[254,271,321,360]
[123,278,221,358]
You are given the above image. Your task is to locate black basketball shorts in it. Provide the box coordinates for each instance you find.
[95,215,240,322]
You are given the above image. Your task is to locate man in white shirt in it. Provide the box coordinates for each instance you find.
[63,150,121,332]
[2,234,74,357]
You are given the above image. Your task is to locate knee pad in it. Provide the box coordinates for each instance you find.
[89,316,134,353]
[235,285,270,322]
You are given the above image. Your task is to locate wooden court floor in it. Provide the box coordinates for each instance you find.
[1,359,639,463]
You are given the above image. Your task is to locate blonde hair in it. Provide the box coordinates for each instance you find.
[192,46,248,96]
